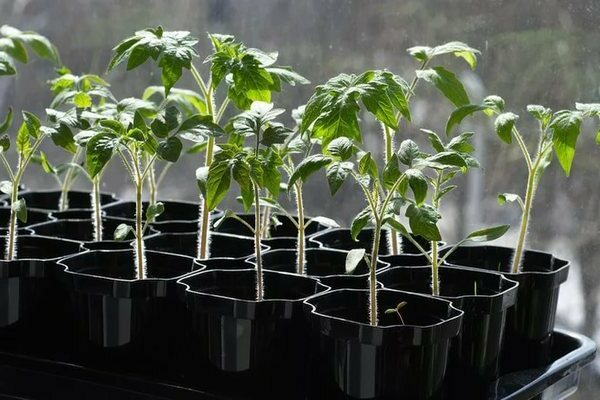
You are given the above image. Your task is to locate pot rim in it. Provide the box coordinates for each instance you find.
[0,234,83,262]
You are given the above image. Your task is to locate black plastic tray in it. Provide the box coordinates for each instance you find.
[0,329,594,399]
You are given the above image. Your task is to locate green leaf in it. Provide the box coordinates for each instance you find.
[345,248,366,274]
[22,111,41,139]
[326,161,353,195]
[151,106,180,138]
[351,207,371,240]
[37,151,55,174]
[0,53,16,75]
[385,218,410,237]
[206,159,232,210]
[447,132,475,153]
[261,151,282,197]
[416,67,470,107]
[527,105,552,127]
[109,28,198,95]
[86,132,119,178]
[326,137,355,161]
[446,104,487,136]
[498,193,522,206]
[288,154,332,187]
[308,216,340,228]
[382,154,401,190]
[261,124,292,146]
[1,25,60,65]
[405,169,428,205]
[146,202,165,220]
[405,203,441,241]
[421,129,445,153]
[0,134,9,152]
[50,124,77,153]
[434,185,457,202]
[409,41,480,69]
[16,122,31,157]
[549,110,583,176]
[398,139,420,166]
[465,225,510,242]
[358,152,378,178]
[177,114,225,142]
[420,151,468,170]
[495,112,519,144]
[265,66,310,86]
[0,180,12,195]
[0,108,13,134]
[12,198,27,223]
[157,136,182,162]
[114,223,134,241]
[73,92,92,108]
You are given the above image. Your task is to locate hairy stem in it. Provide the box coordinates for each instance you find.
[294,183,306,274]
[92,176,103,241]
[511,171,535,273]
[369,223,382,326]
[5,167,19,260]
[254,182,264,301]
[148,161,157,206]
[431,240,440,296]
[382,124,400,255]
[197,138,215,259]
[132,150,146,280]
[58,147,82,211]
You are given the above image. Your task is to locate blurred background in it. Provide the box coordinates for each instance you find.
[1,0,599,396]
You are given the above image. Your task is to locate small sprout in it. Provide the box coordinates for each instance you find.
[384,301,408,324]
[114,224,134,241]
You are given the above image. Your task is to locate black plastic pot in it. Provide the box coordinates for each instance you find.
[177,268,328,399]
[214,212,331,239]
[304,288,463,399]
[28,218,160,251]
[57,249,198,378]
[310,227,440,256]
[440,245,570,372]
[18,189,118,212]
[0,206,54,235]
[50,209,98,220]
[0,235,82,358]
[377,264,519,396]
[102,200,223,233]
[253,248,389,290]
[144,232,264,259]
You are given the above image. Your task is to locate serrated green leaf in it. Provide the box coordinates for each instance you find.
[382,154,401,190]
[358,152,378,178]
[446,104,487,136]
[86,132,119,178]
[0,53,16,76]
[206,159,232,210]
[419,151,468,170]
[16,122,31,157]
[261,124,292,146]
[527,105,552,127]
[73,92,92,108]
[157,136,182,162]
[326,137,355,161]
[177,114,225,142]
[421,129,445,153]
[50,124,76,153]
[495,112,519,144]
[447,132,475,153]
[549,110,583,176]
[151,106,180,138]
[416,66,469,107]
[288,154,332,187]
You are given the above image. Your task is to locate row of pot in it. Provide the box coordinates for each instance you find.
[0,191,569,399]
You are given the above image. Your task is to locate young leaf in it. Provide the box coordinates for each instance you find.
[73,92,92,108]
[16,121,31,157]
[326,137,355,160]
[385,218,410,237]
[345,248,366,274]
[49,124,77,153]
[405,169,428,205]
[446,104,487,136]
[447,132,475,153]
[86,132,120,178]
[196,166,208,197]
[288,154,332,187]
[416,67,469,107]
[358,152,378,178]
[151,106,180,138]
[398,139,420,166]
[11,198,27,223]
[177,114,225,142]
[157,137,183,162]
[498,193,523,207]
[206,159,232,210]
[494,112,519,144]
[261,124,292,146]
[382,154,401,190]
[114,223,134,241]
[527,105,552,127]
[326,161,353,195]
[0,134,9,152]
[308,216,340,228]
[350,208,371,241]
[408,41,480,69]
[405,203,441,241]
[465,225,510,242]
[146,202,165,220]
[36,151,55,174]
[549,110,583,176]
